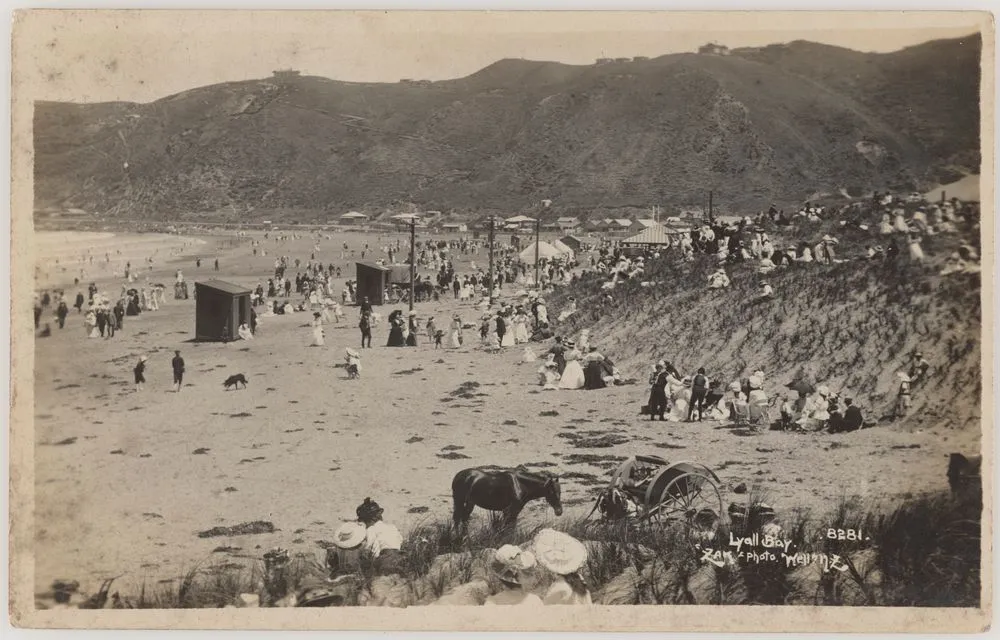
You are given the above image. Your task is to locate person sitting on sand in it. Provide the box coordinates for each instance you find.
[484,545,542,606]
[238,323,254,341]
[325,521,367,578]
[356,498,403,575]
[538,358,561,390]
[532,529,592,605]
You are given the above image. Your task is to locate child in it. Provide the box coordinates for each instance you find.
[434,330,445,349]
[345,348,362,379]
[133,355,147,392]
[480,316,491,345]
[895,373,912,418]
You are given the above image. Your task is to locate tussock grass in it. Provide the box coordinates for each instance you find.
[101,490,979,608]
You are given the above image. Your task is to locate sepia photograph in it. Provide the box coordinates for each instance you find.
[8,9,994,632]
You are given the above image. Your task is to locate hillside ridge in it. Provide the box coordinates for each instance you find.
[33,35,982,219]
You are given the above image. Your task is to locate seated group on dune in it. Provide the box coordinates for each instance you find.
[530,334,624,391]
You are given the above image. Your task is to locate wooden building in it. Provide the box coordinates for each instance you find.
[355,262,392,305]
[194,280,252,342]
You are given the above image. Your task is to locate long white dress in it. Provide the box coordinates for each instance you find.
[908,238,925,262]
[449,320,463,348]
[559,350,586,390]
[513,314,529,344]
[311,320,324,346]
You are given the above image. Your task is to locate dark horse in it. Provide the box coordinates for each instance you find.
[451,466,563,534]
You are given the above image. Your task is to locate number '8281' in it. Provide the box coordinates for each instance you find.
[827,528,866,542]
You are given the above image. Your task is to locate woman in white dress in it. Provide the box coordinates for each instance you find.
[311,312,325,346]
[558,341,586,390]
[908,234,925,262]
[449,314,463,348]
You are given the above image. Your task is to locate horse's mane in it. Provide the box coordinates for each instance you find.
[512,466,557,483]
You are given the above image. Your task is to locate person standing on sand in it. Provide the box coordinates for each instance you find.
[688,368,709,422]
[647,361,669,421]
[55,299,68,329]
[133,356,147,392]
[171,350,185,393]
[214,258,219,271]
[406,311,419,347]
[359,313,373,349]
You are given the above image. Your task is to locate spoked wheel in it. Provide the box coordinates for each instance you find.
[648,472,724,534]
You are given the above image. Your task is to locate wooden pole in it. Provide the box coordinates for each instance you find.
[488,216,495,306]
[408,218,415,312]
[534,215,540,289]
[708,191,714,223]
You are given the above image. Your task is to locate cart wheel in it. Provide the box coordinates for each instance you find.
[650,472,724,533]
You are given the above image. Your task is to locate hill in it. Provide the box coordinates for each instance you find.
[33,34,982,220]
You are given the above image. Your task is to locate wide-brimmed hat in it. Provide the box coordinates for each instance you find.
[333,521,366,549]
[656,360,665,368]
[563,340,575,349]
[729,381,741,392]
[139,356,148,362]
[682,376,692,387]
[817,385,830,397]
[897,372,911,382]
[408,310,417,316]
[490,544,536,585]
[313,312,322,318]
[345,347,360,358]
[532,529,588,575]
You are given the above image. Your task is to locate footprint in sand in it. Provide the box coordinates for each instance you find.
[110,449,125,455]
[224,487,238,492]
[406,436,424,443]
[192,448,210,455]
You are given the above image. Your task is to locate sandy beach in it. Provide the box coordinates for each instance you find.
[31,228,977,598]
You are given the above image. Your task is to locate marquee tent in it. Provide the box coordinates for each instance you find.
[518,240,564,264]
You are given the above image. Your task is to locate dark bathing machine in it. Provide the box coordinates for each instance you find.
[194,280,252,342]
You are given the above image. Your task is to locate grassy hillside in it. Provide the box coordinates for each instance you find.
[33,35,981,219]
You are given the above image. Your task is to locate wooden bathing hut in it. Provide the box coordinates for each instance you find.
[194,280,252,342]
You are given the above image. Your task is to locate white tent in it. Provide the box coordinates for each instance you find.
[519,240,564,264]
[341,211,369,220]
[551,239,576,257]
[505,215,536,223]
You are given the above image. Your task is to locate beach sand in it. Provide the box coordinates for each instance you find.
[30,229,970,597]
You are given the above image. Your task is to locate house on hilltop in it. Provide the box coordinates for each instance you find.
[272,69,301,79]
[698,43,730,56]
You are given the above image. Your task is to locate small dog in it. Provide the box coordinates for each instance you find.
[434,330,445,349]
[223,373,248,390]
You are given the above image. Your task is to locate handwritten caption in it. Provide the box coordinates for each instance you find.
[696,528,869,573]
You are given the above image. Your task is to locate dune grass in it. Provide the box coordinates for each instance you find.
[102,487,979,609]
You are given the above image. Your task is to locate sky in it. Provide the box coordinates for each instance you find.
[14,11,986,104]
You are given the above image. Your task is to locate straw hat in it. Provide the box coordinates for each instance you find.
[490,545,536,585]
[682,376,692,387]
[333,521,366,549]
[345,347,360,358]
[408,310,417,316]
[655,360,666,369]
[817,385,830,397]
[897,372,911,382]
[532,529,588,575]
[729,381,741,392]
[139,356,148,362]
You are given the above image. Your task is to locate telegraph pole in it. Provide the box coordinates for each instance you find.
[488,215,495,306]
[708,191,714,224]
[534,215,540,290]
[408,217,416,312]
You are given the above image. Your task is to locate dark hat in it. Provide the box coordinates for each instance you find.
[356,497,383,522]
